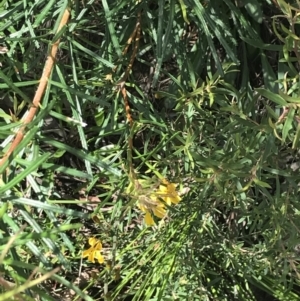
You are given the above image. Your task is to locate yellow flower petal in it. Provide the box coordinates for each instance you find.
[82,247,93,258]
[158,185,168,192]
[88,237,98,246]
[137,203,147,212]
[94,251,104,263]
[88,251,96,263]
[153,204,166,218]
[144,211,155,226]
[163,194,181,205]
[94,241,102,250]
[157,183,182,205]
[167,182,177,192]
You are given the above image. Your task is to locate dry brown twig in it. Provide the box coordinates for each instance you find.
[0,8,71,168]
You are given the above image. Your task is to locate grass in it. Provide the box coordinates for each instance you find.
[1,0,300,300]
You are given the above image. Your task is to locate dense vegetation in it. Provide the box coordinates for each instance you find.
[1,0,300,300]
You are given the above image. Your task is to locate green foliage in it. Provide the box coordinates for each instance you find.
[1,0,300,300]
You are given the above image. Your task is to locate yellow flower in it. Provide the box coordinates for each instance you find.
[136,179,181,226]
[137,195,167,225]
[156,181,182,205]
[82,237,104,263]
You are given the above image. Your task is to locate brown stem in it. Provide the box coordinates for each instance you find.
[117,11,142,178]
[0,8,71,167]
